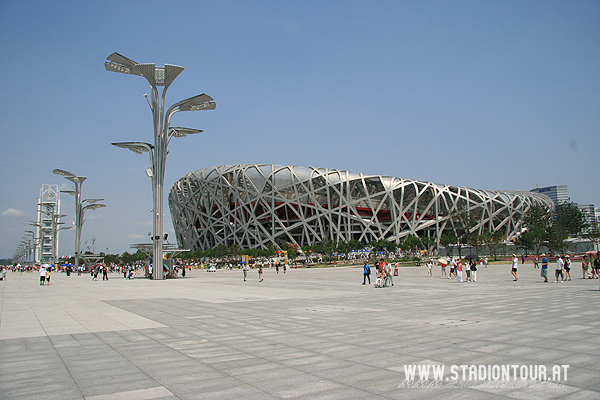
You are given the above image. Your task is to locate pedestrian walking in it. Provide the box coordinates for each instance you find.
[511,254,518,281]
[465,260,471,282]
[427,260,433,277]
[450,258,457,278]
[102,264,109,281]
[456,260,463,283]
[362,261,371,285]
[385,262,394,286]
[39,264,46,285]
[582,255,590,279]
[564,256,572,281]
[555,255,564,283]
[258,266,263,282]
[243,263,249,281]
[484,256,488,268]
[534,256,539,269]
[541,255,549,282]
[45,266,51,285]
[471,259,477,282]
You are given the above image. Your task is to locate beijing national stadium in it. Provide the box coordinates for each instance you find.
[168,164,553,251]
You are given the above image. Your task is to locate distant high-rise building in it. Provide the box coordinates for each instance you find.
[578,204,599,234]
[530,185,569,207]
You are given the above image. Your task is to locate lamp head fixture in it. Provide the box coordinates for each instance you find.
[111,142,153,154]
[105,53,184,87]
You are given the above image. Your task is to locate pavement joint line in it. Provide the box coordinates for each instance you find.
[1,264,600,399]
[19,282,87,399]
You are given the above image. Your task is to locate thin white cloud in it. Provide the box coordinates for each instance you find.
[1,208,24,217]
[128,234,146,239]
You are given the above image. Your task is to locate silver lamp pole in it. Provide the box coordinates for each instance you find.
[24,231,35,263]
[53,169,105,270]
[105,52,215,280]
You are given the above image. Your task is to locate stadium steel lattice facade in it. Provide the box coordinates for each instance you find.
[169,164,554,251]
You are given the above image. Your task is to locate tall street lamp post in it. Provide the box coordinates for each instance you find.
[105,52,215,279]
[19,239,30,263]
[53,169,105,270]
[28,222,42,264]
[24,230,36,263]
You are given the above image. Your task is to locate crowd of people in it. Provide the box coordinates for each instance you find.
[3,252,600,289]
[539,253,600,283]
[357,251,600,287]
[437,256,484,283]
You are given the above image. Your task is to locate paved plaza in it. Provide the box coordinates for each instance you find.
[1,262,599,400]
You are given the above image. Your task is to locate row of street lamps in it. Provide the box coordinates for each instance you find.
[13,173,104,269]
[13,53,212,279]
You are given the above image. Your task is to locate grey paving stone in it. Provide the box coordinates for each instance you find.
[2,265,600,399]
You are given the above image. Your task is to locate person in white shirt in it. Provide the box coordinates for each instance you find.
[39,264,46,285]
[242,263,250,281]
[465,260,471,282]
[384,262,394,286]
[511,254,518,281]
[555,255,564,283]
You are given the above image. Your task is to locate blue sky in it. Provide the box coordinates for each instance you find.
[1,0,598,259]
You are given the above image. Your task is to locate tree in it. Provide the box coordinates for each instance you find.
[337,241,349,254]
[515,230,534,256]
[554,202,588,236]
[585,222,600,253]
[523,204,553,255]
[215,244,228,258]
[440,233,457,256]
[400,235,422,252]
[547,225,569,255]
[314,240,336,255]
[420,237,437,253]
[481,231,506,261]
[368,239,396,256]
[228,244,241,257]
[347,239,364,251]
[467,232,481,255]
[449,208,477,258]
